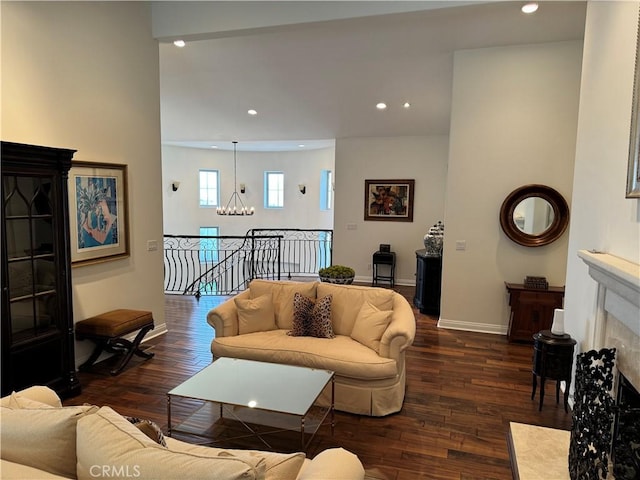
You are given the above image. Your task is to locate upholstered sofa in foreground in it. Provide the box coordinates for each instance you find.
[207,280,416,416]
[0,386,365,480]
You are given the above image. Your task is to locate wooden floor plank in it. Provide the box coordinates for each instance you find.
[64,286,573,479]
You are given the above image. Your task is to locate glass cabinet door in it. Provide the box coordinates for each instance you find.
[3,174,59,344]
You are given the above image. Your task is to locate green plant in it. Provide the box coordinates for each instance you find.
[318,265,355,278]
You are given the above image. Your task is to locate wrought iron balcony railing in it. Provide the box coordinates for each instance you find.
[163,229,332,297]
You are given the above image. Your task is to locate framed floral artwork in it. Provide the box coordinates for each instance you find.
[68,161,130,266]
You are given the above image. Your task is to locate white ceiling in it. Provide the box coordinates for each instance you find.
[157,1,587,152]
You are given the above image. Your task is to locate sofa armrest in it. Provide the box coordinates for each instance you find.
[206,289,250,337]
[378,294,416,361]
[296,448,364,480]
[0,386,62,408]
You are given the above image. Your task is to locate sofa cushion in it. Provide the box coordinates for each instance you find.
[230,450,305,480]
[0,402,98,478]
[0,459,72,480]
[316,283,394,336]
[296,448,365,480]
[0,386,62,408]
[165,439,305,480]
[77,406,264,480]
[350,301,393,353]
[235,293,277,334]
[213,330,397,380]
[7,391,54,409]
[249,280,317,330]
[289,293,334,338]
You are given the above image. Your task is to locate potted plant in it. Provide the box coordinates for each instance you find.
[318,265,355,285]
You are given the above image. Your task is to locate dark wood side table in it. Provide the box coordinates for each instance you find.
[372,251,396,287]
[531,330,576,412]
[505,283,565,342]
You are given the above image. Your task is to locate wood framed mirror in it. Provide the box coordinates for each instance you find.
[499,184,569,247]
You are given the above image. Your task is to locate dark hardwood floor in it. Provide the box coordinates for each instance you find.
[64,286,573,479]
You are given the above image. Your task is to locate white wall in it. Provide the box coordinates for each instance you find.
[564,2,640,354]
[333,136,448,284]
[151,2,463,40]
[162,145,334,237]
[441,41,583,333]
[1,2,166,363]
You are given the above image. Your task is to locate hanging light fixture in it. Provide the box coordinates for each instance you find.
[217,141,255,216]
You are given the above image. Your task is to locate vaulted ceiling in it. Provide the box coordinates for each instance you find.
[157,1,586,151]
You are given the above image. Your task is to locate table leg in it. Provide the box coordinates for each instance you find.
[331,376,335,435]
[166,395,172,437]
[531,373,537,400]
[539,376,545,411]
[564,379,571,413]
[301,417,305,450]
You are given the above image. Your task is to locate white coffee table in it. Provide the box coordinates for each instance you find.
[167,357,335,451]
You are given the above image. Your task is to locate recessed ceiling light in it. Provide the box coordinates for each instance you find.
[403,102,411,108]
[376,103,387,110]
[248,109,258,116]
[521,2,538,14]
[298,144,305,148]
[210,145,218,149]
[173,40,186,48]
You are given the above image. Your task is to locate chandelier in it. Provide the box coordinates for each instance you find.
[217,141,254,216]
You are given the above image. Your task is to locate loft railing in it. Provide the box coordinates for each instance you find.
[163,234,281,297]
[163,229,332,297]
[248,229,333,279]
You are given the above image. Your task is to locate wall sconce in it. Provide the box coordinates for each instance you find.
[299,184,306,195]
[171,181,180,192]
[240,183,246,194]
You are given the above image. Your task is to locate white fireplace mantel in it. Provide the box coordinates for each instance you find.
[578,250,640,390]
[578,250,640,307]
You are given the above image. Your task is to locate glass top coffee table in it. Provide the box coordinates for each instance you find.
[167,357,335,451]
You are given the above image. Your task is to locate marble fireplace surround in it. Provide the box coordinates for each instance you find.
[578,249,640,393]
[509,251,639,480]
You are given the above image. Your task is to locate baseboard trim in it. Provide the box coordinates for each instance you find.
[354,275,415,287]
[437,317,507,336]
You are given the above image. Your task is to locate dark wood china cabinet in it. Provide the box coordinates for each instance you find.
[1,141,80,397]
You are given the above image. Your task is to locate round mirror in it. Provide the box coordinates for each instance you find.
[500,184,569,247]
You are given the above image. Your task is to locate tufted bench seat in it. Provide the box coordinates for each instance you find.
[75,309,154,375]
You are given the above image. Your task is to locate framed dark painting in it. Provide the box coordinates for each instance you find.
[364,179,414,222]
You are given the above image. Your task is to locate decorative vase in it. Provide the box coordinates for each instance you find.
[423,221,444,257]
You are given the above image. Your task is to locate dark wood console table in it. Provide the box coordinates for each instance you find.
[505,283,564,343]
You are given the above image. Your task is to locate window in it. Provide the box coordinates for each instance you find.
[199,170,219,207]
[264,171,284,208]
[199,226,219,263]
[320,170,333,210]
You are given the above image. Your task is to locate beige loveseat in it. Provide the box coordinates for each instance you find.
[207,280,416,416]
[0,386,365,480]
